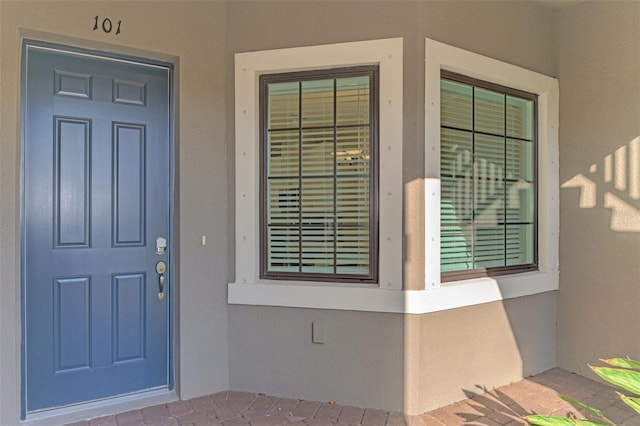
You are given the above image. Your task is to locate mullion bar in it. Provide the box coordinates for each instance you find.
[297,81,303,273]
[471,86,476,270]
[333,78,338,274]
[273,123,370,132]
[503,94,508,267]
[441,125,532,143]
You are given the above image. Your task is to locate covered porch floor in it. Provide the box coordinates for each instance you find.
[66,368,640,426]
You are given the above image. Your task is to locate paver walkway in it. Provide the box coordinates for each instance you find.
[66,368,640,426]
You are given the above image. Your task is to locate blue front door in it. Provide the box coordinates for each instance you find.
[23,43,172,413]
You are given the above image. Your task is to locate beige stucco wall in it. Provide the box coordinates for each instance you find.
[228,307,405,411]
[405,292,557,414]
[226,0,557,415]
[225,0,557,290]
[0,1,230,424]
[0,0,561,423]
[556,2,640,375]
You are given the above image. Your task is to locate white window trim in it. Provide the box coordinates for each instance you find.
[423,38,559,310]
[229,38,404,312]
[229,37,558,314]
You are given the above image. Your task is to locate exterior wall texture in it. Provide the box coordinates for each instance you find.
[556,2,640,375]
[225,0,557,415]
[0,0,561,424]
[405,292,557,414]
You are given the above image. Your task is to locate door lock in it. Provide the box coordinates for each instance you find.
[156,237,167,255]
[156,261,167,301]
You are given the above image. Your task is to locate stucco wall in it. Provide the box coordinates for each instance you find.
[226,0,557,414]
[556,2,640,375]
[0,0,561,423]
[225,0,556,291]
[228,307,405,411]
[405,292,557,414]
[0,1,230,424]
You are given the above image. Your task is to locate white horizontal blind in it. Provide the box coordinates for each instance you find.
[264,70,375,280]
[440,76,535,275]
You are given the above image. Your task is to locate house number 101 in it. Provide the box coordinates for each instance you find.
[93,16,121,35]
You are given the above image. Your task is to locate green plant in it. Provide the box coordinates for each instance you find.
[526,358,640,425]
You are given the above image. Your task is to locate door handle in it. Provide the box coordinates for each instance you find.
[156,261,167,301]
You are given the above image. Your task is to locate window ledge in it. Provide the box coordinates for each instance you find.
[228,270,558,314]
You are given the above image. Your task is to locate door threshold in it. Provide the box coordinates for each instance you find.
[23,387,177,426]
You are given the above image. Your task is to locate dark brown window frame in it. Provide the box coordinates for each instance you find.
[440,70,539,283]
[259,66,380,283]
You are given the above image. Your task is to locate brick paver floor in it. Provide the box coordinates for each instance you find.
[66,368,640,425]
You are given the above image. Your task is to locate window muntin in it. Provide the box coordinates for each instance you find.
[260,66,378,282]
[440,71,537,280]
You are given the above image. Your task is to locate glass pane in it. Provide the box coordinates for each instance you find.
[441,175,473,224]
[267,226,299,272]
[301,178,333,225]
[336,127,370,176]
[302,129,333,176]
[336,178,369,224]
[506,96,533,140]
[301,225,334,274]
[336,76,370,126]
[475,88,504,136]
[267,179,299,225]
[506,139,533,182]
[506,224,533,266]
[441,80,472,131]
[441,225,472,272]
[506,181,534,223]
[268,82,299,130]
[268,130,299,177]
[441,128,472,178]
[473,134,505,223]
[302,79,334,128]
[336,226,369,275]
[474,225,505,268]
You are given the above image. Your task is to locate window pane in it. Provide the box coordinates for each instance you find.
[337,178,369,224]
[506,224,533,266]
[301,225,334,274]
[301,129,333,176]
[336,226,369,275]
[473,134,505,223]
[441,213,473,272]
[301,79,334,128]
[267,179,299,225]
[475,88,504,136]
[441,128,472,177]
[441,80,472,131]
[268,130,299,177]
[506,181,534,223]
[336,127,370,176]
[268,226,299,272]
[474,226,505,268]
[506,96,533,140]
[268,82,299,130]
[506,139,533,182]
[301,178,333,224]
[336,76,370,126]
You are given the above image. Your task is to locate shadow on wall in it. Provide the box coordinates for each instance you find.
[562,136,640,232]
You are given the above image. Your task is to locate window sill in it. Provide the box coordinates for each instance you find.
[228,269,558,314]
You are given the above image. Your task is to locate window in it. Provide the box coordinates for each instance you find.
[260,67,378,282]
[440,71,537,281]
[424,38,558,310]
[230,38,402,313]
